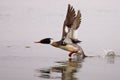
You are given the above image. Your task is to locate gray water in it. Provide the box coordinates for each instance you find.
[1,52,120,80]
[0,0,120,80]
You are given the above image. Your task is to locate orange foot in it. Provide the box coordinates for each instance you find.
[69,51,78,57]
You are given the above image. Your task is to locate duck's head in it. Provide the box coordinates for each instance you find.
[35,38,53,44]
[35,38,59,47]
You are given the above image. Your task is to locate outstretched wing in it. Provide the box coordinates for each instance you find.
[61,4,76,40]
[72,10,81,30]
[61,4,82,44]
[69,10,81,39]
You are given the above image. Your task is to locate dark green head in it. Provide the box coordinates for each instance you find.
[35,38,53,44]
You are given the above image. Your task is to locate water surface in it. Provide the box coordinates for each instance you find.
[0,0,120,80]
[0,52,120,80]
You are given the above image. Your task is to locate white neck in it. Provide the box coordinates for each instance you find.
[50,39,54,44]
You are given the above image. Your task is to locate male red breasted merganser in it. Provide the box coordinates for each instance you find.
[35,4,86,58]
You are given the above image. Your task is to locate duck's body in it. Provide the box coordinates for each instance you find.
[35,4,86,58]
[51,41,85,58]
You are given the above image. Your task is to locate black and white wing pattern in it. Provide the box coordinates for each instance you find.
[62,4,82,44]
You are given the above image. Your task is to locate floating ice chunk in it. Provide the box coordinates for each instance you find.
[104,50,116,57]
[101,49,116,58]
[103,50,116,64]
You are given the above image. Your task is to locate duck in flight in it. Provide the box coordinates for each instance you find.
[35,4,86,58]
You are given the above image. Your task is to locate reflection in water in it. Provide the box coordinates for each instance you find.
[105,50,116,64]
[105,54,115,64]
[36,53,120,80]
[36,55,84,80]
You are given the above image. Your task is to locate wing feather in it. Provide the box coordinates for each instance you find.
[62,4,76,40]
[64,4,76,27]
[61,4,82,44]
[72,10,81,30]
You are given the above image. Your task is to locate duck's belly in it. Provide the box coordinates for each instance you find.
[59,44,78,52]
